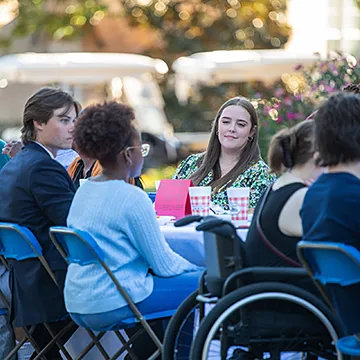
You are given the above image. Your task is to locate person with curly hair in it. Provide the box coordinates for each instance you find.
[65,101,202,358]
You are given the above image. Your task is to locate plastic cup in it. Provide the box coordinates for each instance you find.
[188,186,211,216]
[227,187,250,227]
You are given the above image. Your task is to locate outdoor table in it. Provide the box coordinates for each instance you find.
[161,223,249,267]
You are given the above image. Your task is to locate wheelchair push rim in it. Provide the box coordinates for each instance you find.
[190,283,346,360]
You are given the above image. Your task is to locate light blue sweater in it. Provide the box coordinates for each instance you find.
[65,180,200,314]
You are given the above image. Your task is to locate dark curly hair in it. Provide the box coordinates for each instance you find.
[315,93,360,166]
[74,101,135,165]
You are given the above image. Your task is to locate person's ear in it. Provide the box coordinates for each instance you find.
[123,149,133,167]
[249,124,257,137]
[33,120,44,132]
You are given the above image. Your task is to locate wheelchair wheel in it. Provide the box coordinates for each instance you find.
[163,290,202,360]
[190,282,348,360]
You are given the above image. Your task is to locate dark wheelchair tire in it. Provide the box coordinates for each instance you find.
[190,282,349,360]
[163,290,200,360]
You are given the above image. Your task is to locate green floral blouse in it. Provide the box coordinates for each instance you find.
[173,153,276,210]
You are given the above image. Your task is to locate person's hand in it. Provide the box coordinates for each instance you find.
[2,140,23,158]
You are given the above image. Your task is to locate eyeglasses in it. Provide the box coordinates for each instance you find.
[125,143,150,157]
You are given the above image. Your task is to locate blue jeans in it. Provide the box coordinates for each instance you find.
[70,271,202,331]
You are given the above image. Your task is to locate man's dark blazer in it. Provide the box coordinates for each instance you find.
[0,142,76,326]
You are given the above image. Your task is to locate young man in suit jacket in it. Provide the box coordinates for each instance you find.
[0,87,80,359]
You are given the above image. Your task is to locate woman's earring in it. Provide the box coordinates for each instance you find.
[216,131,219,135]
[248,136,253,142]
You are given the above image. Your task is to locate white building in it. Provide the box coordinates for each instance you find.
[288,0,360,56]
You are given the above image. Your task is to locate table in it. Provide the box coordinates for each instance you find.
[161,223,248,267]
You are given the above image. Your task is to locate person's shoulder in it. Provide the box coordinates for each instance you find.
[67,156,82,177]
[287,186,308,207]
[173,152,204,179]
[242,159,274,179]
[248,159,270,172]
[183,153,203,165]
[100,180,149,201]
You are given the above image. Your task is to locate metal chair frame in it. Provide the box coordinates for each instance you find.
[0,222,78,360]
[297,240,360,357]
[163,216,346,360]
[297,241,360,310]
[0,256,42,360]
[49,226,165,360]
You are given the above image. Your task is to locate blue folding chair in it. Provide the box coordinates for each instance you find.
[0,222,76,360]
[49,226,176,360]
[297,241,360,357]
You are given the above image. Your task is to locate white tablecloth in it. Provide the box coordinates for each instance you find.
[161,224,248,267]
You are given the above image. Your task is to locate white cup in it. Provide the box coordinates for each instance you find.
[188,186,212,216]
[155,180,161,191]
[227,187,250,227]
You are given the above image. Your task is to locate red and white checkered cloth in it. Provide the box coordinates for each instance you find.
[228,196,249,221]
[189,195,210,216]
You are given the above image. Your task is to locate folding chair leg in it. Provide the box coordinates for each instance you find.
[4,325,48,360]
[32,321,75,360]
[137,319,163,353]
[76,330,110,360]
[111,330,139,360]
[147,349,161,360]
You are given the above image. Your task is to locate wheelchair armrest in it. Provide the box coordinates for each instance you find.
[174,215,203,227]
[223,266,308,296]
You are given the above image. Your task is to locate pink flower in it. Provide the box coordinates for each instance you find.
[325,85,335,93]
[287,112,295,120]
[277,115,284,123]
[294,64,303,71]
[275,88,285,97]
[284,97,292,106]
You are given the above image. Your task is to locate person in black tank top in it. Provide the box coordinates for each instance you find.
[245,119,322,268]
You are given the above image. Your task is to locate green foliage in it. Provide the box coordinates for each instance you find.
[122,0,291,63]
[0,0,108,45]
[142,164,177,190]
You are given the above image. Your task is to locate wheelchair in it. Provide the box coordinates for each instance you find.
[162,216,349,360]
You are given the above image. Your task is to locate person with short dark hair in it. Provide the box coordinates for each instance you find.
[343,82,360,94]
[0,87,79,359]
[301,92,360,335]
[306,82,360,120]
[245,119,322,267]
[173,96,275,211]
[65,101,201,358]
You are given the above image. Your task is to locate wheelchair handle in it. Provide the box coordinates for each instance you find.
[174,215,203,227]
[196,218,237,234]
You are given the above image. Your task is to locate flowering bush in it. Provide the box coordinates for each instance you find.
[250,52,360,158]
